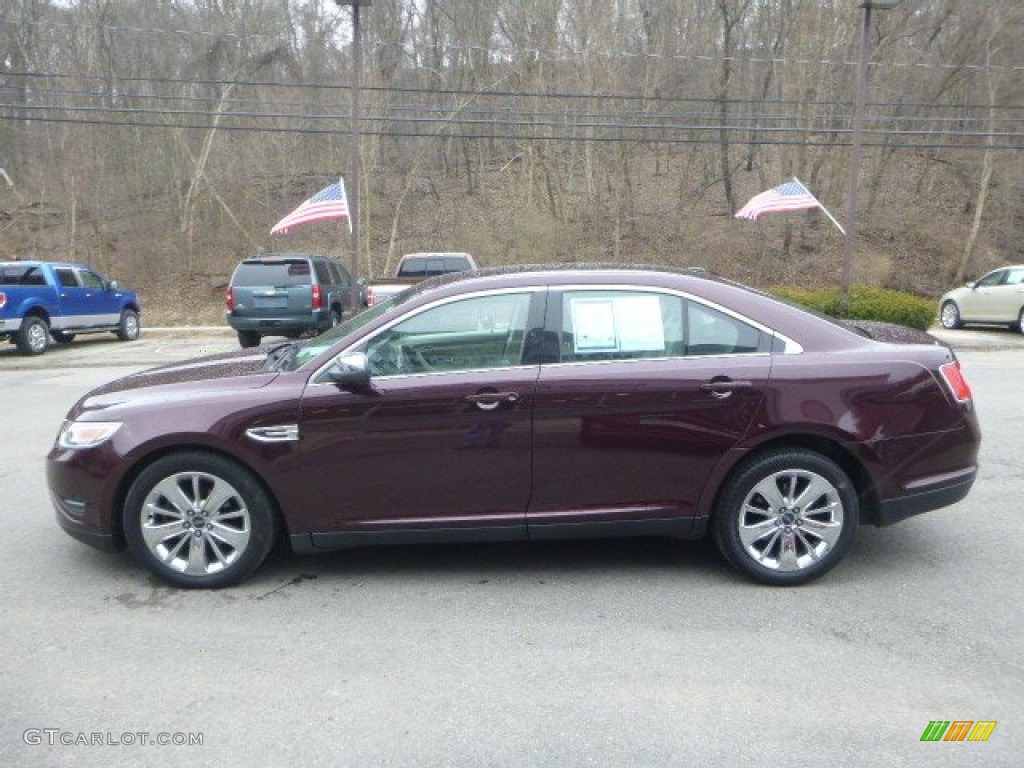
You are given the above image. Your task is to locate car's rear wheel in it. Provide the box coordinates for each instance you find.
[712,450,857,586]
[1015,308,1024,334]
[51,330,75,344]
[237,330,260,348]
[123,452,278,588]
[939,301,962,330]
[16,316,50,355]
[116,309,140,341]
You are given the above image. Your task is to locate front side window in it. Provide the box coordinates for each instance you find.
[363,292,532,376]
[79,270,104,289]
[559,290,766,362]
[976,270,1006,288]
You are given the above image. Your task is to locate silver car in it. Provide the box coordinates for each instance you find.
[939,265,1024,333]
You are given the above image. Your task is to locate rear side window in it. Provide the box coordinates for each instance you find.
[559,290,768,362]
[1,266,44,285]
[232,260,313,287]
[313,261,331,284]
[56,268,79,287]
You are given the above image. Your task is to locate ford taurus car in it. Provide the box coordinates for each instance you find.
[938,264,1024,333]
[47,265,981,588]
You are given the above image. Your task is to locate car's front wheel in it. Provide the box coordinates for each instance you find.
[123,452,278,588]
[116,309,140,341]
[712,449,858,586]
[1015,308,1024,335]
[939,301,962,330]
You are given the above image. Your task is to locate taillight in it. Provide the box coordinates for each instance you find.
[939,360,973,403]
[0,291,6,309]
[312,285,323,309]
[225,286,234,311]
[366,287,376,306]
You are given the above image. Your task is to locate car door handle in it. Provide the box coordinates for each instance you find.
[465,391,520,410]
[699,379,753,398]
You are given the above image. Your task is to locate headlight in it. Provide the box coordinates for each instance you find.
[57,420,122,449]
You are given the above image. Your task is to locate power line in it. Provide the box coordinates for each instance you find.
[4,15,1024,74]
[3,111,1020,151]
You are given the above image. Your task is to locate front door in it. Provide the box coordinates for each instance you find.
[293,290,542,543]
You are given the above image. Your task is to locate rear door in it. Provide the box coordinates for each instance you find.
[51,266,118,329]
[528,288,772,533]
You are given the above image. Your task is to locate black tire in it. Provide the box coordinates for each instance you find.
[1015,308,1024,335]
[16,316,50,355]
[116,308,140,341]
[51,330,76,344]
[237,330,261,348]
[123,452,278,588]
[939,301,962,330]
[318,308,341,336]
[711,449,858,586]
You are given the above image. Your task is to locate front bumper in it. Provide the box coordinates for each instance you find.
[47,443,126,553]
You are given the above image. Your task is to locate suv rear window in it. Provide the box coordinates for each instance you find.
[397,257,470,278]
[233,260,312,287]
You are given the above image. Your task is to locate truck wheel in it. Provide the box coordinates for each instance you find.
[51,330,76,344]
[116,309,140,341]
[17,316,50,355]
[237,330,261,348]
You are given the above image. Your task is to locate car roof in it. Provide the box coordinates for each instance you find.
[0,260,92,269]
[242,253,327,263]
[393,262,874,353]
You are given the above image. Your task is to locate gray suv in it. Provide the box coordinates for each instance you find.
[226,254,351,348]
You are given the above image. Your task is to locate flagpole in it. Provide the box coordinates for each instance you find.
[793,176,846,237]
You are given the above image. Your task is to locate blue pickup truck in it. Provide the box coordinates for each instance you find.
[0,261,141,355]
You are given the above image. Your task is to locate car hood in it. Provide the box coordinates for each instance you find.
[70,348,280,419]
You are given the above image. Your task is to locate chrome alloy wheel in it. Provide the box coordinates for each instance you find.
[26,320,48,352]
[139,471,252,576]
[737,469,845,572]
[940,301,961,330]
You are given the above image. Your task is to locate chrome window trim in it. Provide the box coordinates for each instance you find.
[311,286,540,385]
[551,283,803,355]
[310,281,802,385]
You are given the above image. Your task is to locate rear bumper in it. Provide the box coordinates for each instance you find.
[874,467,977,526]
[228,309,332,333]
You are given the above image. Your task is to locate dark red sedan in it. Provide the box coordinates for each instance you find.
[47,266,980,588]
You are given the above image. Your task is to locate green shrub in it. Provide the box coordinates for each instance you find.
[769,285,935,331]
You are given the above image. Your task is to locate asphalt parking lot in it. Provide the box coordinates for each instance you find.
[1,326,1022,767]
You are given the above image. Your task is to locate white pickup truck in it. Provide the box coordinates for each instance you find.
[363,252,477,307]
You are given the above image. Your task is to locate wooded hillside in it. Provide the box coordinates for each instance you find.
[2,1,1022,323]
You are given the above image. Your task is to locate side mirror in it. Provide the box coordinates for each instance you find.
[965,281,976,289]
[106,280,119,291]
[325,351,371,390]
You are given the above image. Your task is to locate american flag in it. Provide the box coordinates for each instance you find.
[734,180,821,220]
[271,180,350,235]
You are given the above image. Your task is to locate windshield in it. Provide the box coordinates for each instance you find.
[287,297,398,369]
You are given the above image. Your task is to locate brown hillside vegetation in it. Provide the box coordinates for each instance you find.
[1,0,1022,326]
[1,147,1014,327]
